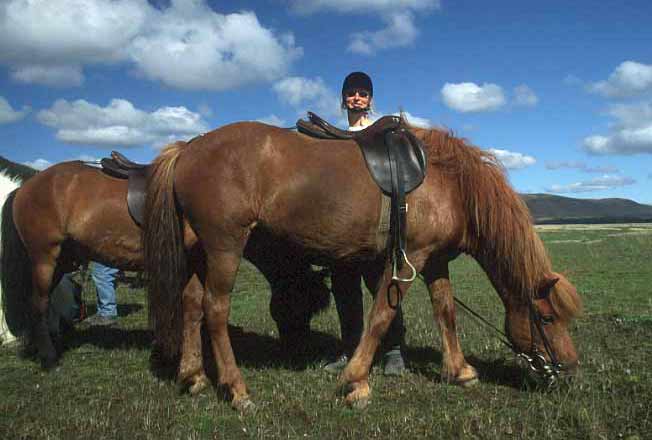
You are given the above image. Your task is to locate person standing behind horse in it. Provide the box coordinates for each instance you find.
[324,71,407,376]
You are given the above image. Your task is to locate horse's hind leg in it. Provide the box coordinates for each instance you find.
[422,258,478,386]
[178,273,210,395]
[30,258,59,369]
[202,250,251,410]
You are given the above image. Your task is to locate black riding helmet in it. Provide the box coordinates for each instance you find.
[342,72,373,112]
[342,71,373,97]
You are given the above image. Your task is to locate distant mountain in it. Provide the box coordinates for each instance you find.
[521,193,652,224]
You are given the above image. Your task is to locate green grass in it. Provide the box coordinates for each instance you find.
[2,225,651,439]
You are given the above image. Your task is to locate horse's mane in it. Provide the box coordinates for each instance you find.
[0,156,37,182]
[409,125,580,316]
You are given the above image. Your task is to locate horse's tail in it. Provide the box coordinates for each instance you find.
[143,141,188,357]
[1,189,32,339]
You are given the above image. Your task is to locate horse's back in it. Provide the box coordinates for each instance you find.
[174,122,383,258]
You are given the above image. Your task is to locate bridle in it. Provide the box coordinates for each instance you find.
[518,297,563,385]
[453,291,564,387]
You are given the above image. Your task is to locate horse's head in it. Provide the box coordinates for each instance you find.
[503,272,582,382]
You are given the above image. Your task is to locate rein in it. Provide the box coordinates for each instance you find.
[452,293,563,387]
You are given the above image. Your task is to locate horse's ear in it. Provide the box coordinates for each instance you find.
[537,276,559,299]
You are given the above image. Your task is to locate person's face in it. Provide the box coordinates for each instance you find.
[344,88,371,111]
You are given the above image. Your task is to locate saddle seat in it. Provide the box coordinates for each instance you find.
[99,151,148,226]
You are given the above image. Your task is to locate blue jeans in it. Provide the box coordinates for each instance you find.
[91,262,119,317]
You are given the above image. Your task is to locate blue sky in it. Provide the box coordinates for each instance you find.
[1,0,651,202]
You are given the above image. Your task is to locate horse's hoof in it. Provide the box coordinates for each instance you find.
[444,365,478,387]
[457,377,479,388]
[342,381,371,410]
[188,375,210,396]
[232,397,255,413]
[40,355,58,371]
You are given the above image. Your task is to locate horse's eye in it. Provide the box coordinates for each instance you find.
[541,315,555,325]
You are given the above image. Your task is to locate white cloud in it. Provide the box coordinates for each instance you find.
[0,96,30,124]
[545,161,619,173]
[608,102,652,129]
[348,12,418,55]
[393,111,430,128]
[287,0,439,55]
[10,64,85,87]
[441,82,506,113]
[128,6,302,90]
[0,0,301,90]
[23,158,53,170]
[488,148,536,170]
[256,115,287,127]
[583,101,652,155]
[23,154,100,171]
[273,76,341,117]
[37,98,208,147]
[75,154,100,163]
[287,0,439,15]
[588,61,652,98]
[546,175,636,193]
[513,84,538,107]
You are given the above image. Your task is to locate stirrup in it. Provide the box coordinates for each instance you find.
[391,249,417,283]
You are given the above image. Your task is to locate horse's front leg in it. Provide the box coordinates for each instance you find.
[178,273,210,395]
[337,264,412,409]
[422,258,478,386]
[202,251,251,411]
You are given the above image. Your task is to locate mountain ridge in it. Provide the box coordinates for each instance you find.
[521,193,652,224]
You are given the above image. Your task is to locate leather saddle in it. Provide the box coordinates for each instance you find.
[297,112,426,195]
[99,151,148,226]
[296,112,427,288]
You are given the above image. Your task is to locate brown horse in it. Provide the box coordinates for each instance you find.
[143,120,582,410]
[0,158,329,386]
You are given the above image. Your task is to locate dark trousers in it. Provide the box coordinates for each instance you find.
[331,265,405,357]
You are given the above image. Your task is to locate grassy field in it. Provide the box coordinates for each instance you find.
[1,225,651,439]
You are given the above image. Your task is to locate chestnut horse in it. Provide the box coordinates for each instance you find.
[143,120,582,410]
[0,157,329,387]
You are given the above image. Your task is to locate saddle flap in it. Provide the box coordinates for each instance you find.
[355,124,426,195]
[97,155,148,226]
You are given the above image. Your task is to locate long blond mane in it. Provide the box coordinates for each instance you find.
[411,126,581,319]
[413,127,552,299]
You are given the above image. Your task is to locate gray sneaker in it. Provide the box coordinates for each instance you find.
[324,354,348,374]
[383,348,406,376]
[85,314,118,327]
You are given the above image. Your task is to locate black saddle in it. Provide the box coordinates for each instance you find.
[297,112,426,195]
[296,112,427,290]
[99,152,148,226]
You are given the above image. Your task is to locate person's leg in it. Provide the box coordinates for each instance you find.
[324,265,364,373]
[90,262,118,318]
